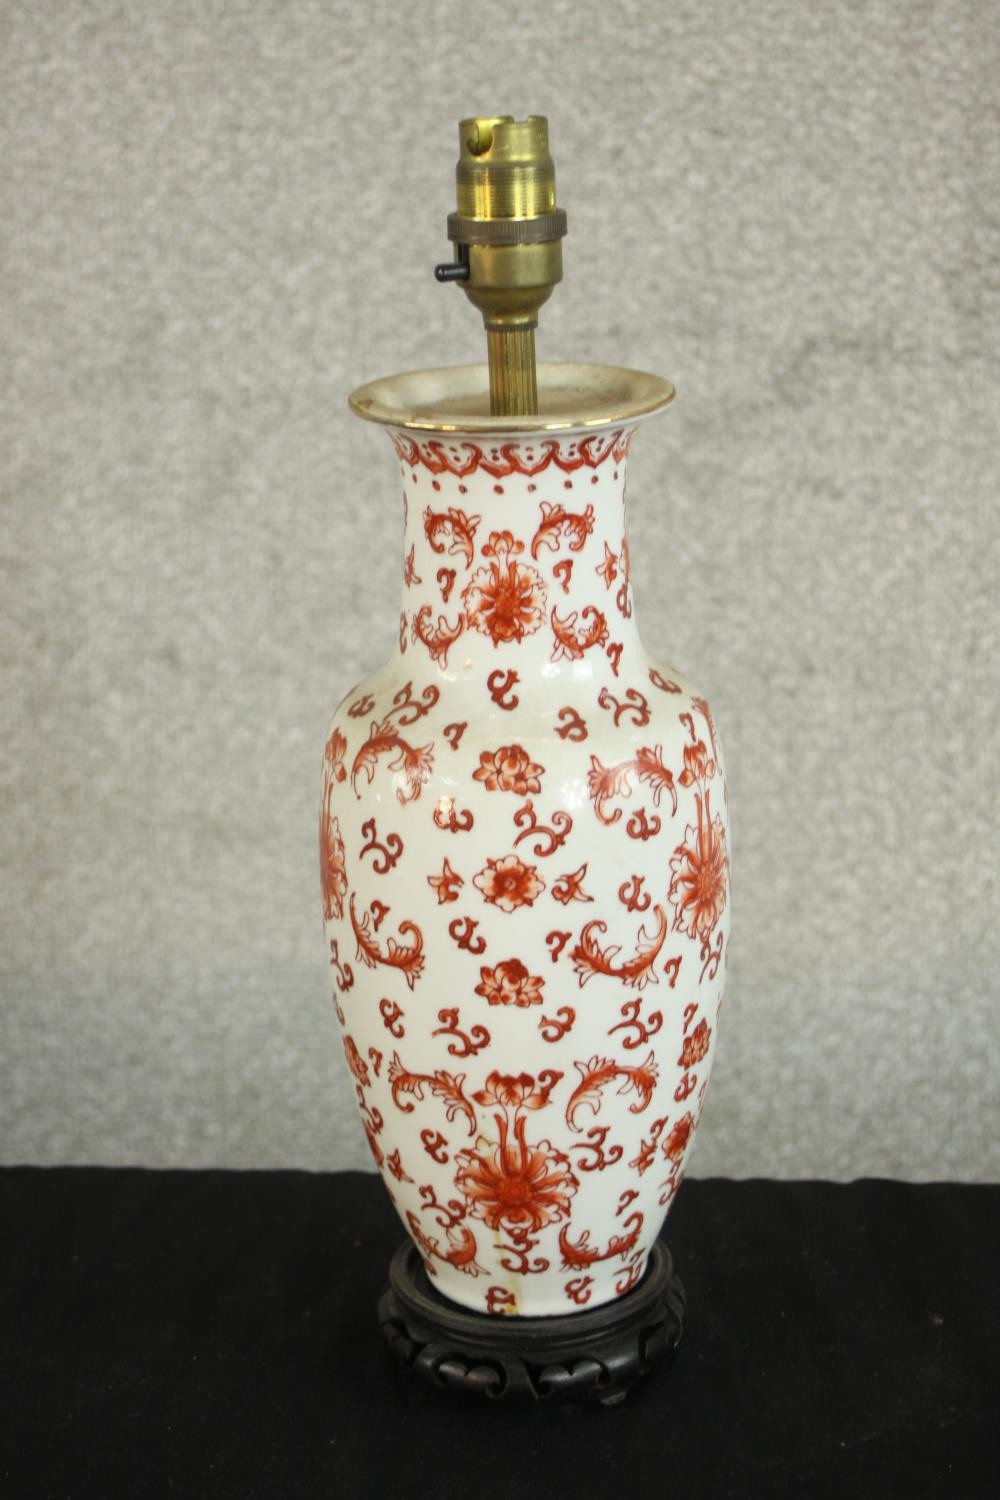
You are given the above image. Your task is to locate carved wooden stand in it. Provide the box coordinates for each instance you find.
[378,1239,685,1405]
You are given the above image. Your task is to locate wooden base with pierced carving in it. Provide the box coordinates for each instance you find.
[377,1239,685,1405]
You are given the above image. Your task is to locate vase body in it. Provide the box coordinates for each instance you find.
[320,366,730,1317]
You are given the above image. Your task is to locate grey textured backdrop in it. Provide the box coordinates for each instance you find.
[2,0,998,1179]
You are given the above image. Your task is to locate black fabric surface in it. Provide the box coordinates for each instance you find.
[1,1169,997,1499]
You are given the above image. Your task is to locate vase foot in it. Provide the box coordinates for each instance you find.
[377,1239,685,1404]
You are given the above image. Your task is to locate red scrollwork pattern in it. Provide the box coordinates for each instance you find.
[432,1008,492,1058]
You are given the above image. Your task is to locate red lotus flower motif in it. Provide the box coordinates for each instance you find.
[475,958,545,1008]
[473,744,544,795]
[473,854,545,913]
[669,795,728,945]
[462,531,546,647]
[455,1122,577,1234]
[679,1018,712,1069]
[678,738,715,786]
[472,1070,556,1111]
[662,1112,695,1164]
[342,1034,370,1088]
[319,811,348,921]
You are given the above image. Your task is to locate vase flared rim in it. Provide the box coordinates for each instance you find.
[348,362,675,435]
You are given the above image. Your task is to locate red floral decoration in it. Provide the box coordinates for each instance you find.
[668,801,728,945]
[678,738,715,785]
[662,1113,695,1164]
[595,541,619,588]
[320,811,348,922]
[427,857,463,904]
[324,727,348,780]
[454,1067,576,1233]
[475,959,546,1008]
[455,1135,578,1234]
[473,854,546,913]
[473,744,544,795]
[462,531,547,647]
[473,1071,557,1111]
[678,1018,712,1069]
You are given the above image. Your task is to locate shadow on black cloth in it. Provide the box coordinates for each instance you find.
[1,1168,997,1499]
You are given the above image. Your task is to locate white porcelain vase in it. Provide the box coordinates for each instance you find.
[320,364,731,1317]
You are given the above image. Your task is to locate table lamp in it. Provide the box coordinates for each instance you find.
[319,114,731,1403]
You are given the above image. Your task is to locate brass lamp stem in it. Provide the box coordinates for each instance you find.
[486,323,538,416]
[435,116,567,418]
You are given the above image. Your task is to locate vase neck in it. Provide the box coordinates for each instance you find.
[392,425,643,683]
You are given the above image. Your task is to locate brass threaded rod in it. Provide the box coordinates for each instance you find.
[486,324,538,417]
